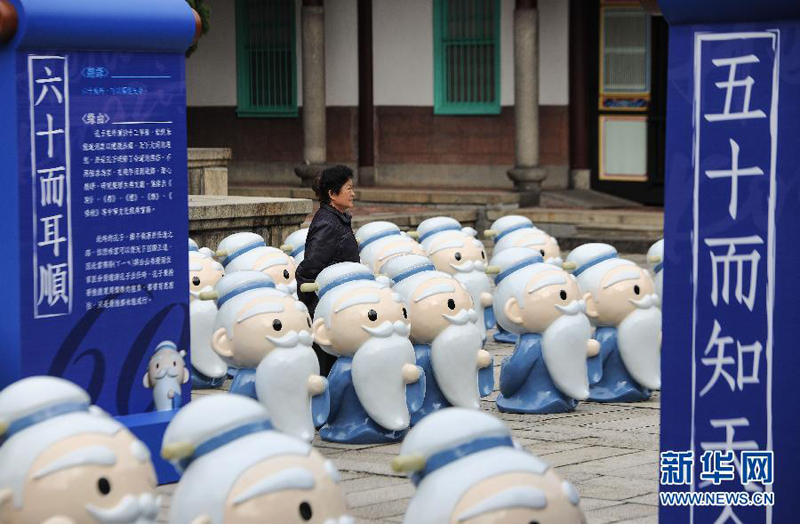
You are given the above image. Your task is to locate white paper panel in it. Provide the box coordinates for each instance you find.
[602,117,648,179]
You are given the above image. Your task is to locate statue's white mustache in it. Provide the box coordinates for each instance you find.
[85,492,161,524]
[443,308,477,326]
[277,280,298,295]
[449,259,485,273]
[266,329,313,347]
[555,299,586,316]
[629,293,660,310]
[361,320,410,338]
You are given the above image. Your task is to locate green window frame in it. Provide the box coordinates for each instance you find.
[433,0,501,115]
[236,0,298,118]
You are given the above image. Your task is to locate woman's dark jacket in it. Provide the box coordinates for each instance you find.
[295,203,360,318]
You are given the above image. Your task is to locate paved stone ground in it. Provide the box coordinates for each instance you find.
[157,254,660,524]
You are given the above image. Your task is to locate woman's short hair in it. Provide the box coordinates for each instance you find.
[313,165,353,204]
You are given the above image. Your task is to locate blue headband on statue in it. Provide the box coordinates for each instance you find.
[221,241,267,268]
[154,341,178,353]
[217,280,276,309]
[189,245,199,252]
[494,255,544,285]
[318,273,376,299]
[572,252,618,277]
[411,435,515,486]
[358,229,401,253]
[493,223,533,243]
[654,261,663,274]
[392,264,436,284]
[418,224,461,243]
[2,401,91,445]
[291,245,306,258]
[176,419,274,473]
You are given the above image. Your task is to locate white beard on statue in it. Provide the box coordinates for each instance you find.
[617,294,662,390]
[351,321,415,431]
[541,300,591,400]
[276,279,299,299]
[152,372,183,411]
[255,329,319,441]
[449,260,491,342]
[430,308,482,409]
[189,288,228,380]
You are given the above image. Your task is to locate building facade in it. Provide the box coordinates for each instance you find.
[186,0,666,204]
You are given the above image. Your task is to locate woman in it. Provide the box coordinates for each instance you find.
[296,165,359,374]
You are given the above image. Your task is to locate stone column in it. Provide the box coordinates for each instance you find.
[507,0,547,207]
[294,0,327,187]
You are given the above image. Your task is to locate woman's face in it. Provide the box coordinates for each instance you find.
[329,178,355,211]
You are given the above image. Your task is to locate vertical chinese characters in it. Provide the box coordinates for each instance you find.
[692,31,779,523]
[29,56,73,317]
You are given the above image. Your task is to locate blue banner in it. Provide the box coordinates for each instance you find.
[662,21,800,522]
[14,51,189,416]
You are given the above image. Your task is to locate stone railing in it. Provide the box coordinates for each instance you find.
[188,147,231,196]
[189,195,313,250]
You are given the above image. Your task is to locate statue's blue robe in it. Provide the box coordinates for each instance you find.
[484,304,496,330]
[190,366,226,389]
[228,368,257,399]
[410,344,494,424]
[319,357,425,444]
[587,327,651,402]
[497,333,578,414]
[494,325,518,344]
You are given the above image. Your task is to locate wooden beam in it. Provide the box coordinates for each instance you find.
[358,0,375,175]
[569,0,590,170]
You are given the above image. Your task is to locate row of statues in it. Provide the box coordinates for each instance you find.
[183,215,664,444]
[0,377,586,523]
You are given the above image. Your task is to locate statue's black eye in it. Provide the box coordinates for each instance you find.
[307,317,312,328]
[173,360,177,367]
[368,309,378,322]
[402,307,408,319]
[272,319,282,331]
[192,276,200,286]
[299,501,312,521]
[283,269,290,279]
[540,249,546,256]
[634,285,641,295]
[97,477,111,495]
[481,251,485,259]
[155,363,159,369]
[447,298,456,310]
[454,252,462,261]
[560,290,567,300]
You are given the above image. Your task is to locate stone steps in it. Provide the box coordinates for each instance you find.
[230,183,520,207]
[500,207,664,229]
[487,207,664,253]
[226,183,662,253]
[539,188,643,209]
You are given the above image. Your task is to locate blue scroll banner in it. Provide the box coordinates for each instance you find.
[0,0,195,484]
[660,10,800,523]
